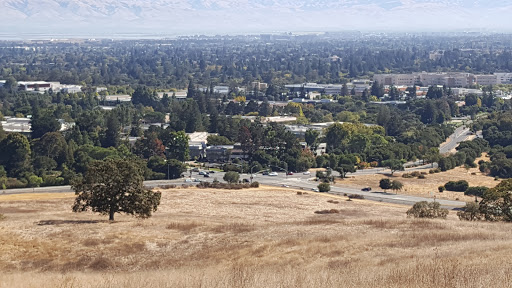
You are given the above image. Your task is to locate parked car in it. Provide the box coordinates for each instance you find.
[208,170,215,174]
[269,172,278,176]
[193,178,201,182]
[282,184,290,188]
[286,172,294,175]
[203,174,210,178]
[361,187,372,191]
[198,171,206,175]
[192,167,199,172]
[303,171,311,175]
[262,171,269,175]
[312,188,319,192]
[185,178,193,183]
[242,178,250,183]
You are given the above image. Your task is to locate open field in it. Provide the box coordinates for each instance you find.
[338,156,499,202]
[1,186,512,287]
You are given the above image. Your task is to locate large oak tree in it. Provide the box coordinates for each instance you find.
[72,158,161,221]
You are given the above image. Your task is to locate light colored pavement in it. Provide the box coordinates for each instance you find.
[439,126,472,154]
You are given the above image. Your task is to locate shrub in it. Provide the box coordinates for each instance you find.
[418,175,426,179]
[223,171,240,184]
[0,177,27,189]
[318,183,331,192]
[196,182,252,190]
[410,171,421,177]
[314,209,340,214]
[406,201,449,219]
[379,178,392,190]
[0,214,5,221]
[438,186,445,193]
[41,175,65,187]
[250,181,260,188]
[390,180,403,193]
[444,180,469,192]
[457,202,483,221]
[402,173,414,178]
[464,186,488,198]
[348,194,365,200]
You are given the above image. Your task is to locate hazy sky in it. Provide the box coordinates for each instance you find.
[1,0,511,37]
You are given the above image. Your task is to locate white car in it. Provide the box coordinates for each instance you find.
[282,184,290,188]
[269,172,278,176]
[185,178,192,183]
[312,188,319,192]
[303,171,311,175]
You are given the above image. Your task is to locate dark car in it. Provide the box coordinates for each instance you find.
[286,172,294,175]
[242,178,250,183]
[262,171,269,175]
[361,187,372,191]
[203,174,210,178]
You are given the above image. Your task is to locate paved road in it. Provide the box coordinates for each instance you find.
[2,126,474,209]
[439,126,473,154]
[0,172,465,209]
[169,171,464,209]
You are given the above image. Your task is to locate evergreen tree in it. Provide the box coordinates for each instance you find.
[31,109,61,139]
[102,111,121,148]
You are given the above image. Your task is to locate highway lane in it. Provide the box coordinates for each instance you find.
[0,172,465,209]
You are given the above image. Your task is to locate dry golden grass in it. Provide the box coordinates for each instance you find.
[1,187,512,287]
[0,192,75,201]
[338,154,499,202]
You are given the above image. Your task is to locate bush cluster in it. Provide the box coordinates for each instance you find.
[406,201,449,219]
[314,209,340,214]
[457,202,483,221]
[444,180,469,192]
[318,183,331,192]
[196,182,258,190]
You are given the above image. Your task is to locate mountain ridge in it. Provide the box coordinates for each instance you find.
[1,0,511,37]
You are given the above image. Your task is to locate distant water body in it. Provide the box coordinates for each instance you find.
[0,32,180,41]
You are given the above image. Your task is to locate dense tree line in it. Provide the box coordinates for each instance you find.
[2,35,512,90]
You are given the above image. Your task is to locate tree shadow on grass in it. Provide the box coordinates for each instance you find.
[36,219,109,226]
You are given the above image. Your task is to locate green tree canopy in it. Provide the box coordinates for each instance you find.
[72,158,161,221]
[31,109,61,139]
[223,171,240,184]
[0,133,32,177]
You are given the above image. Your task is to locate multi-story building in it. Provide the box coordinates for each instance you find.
[475,75,498,86]
[17,81,55,92]
[251,81,269,91]
[496,73,512,84]
[373,72,476,88]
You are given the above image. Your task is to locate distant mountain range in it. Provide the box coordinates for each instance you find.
[1,0,511,38]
